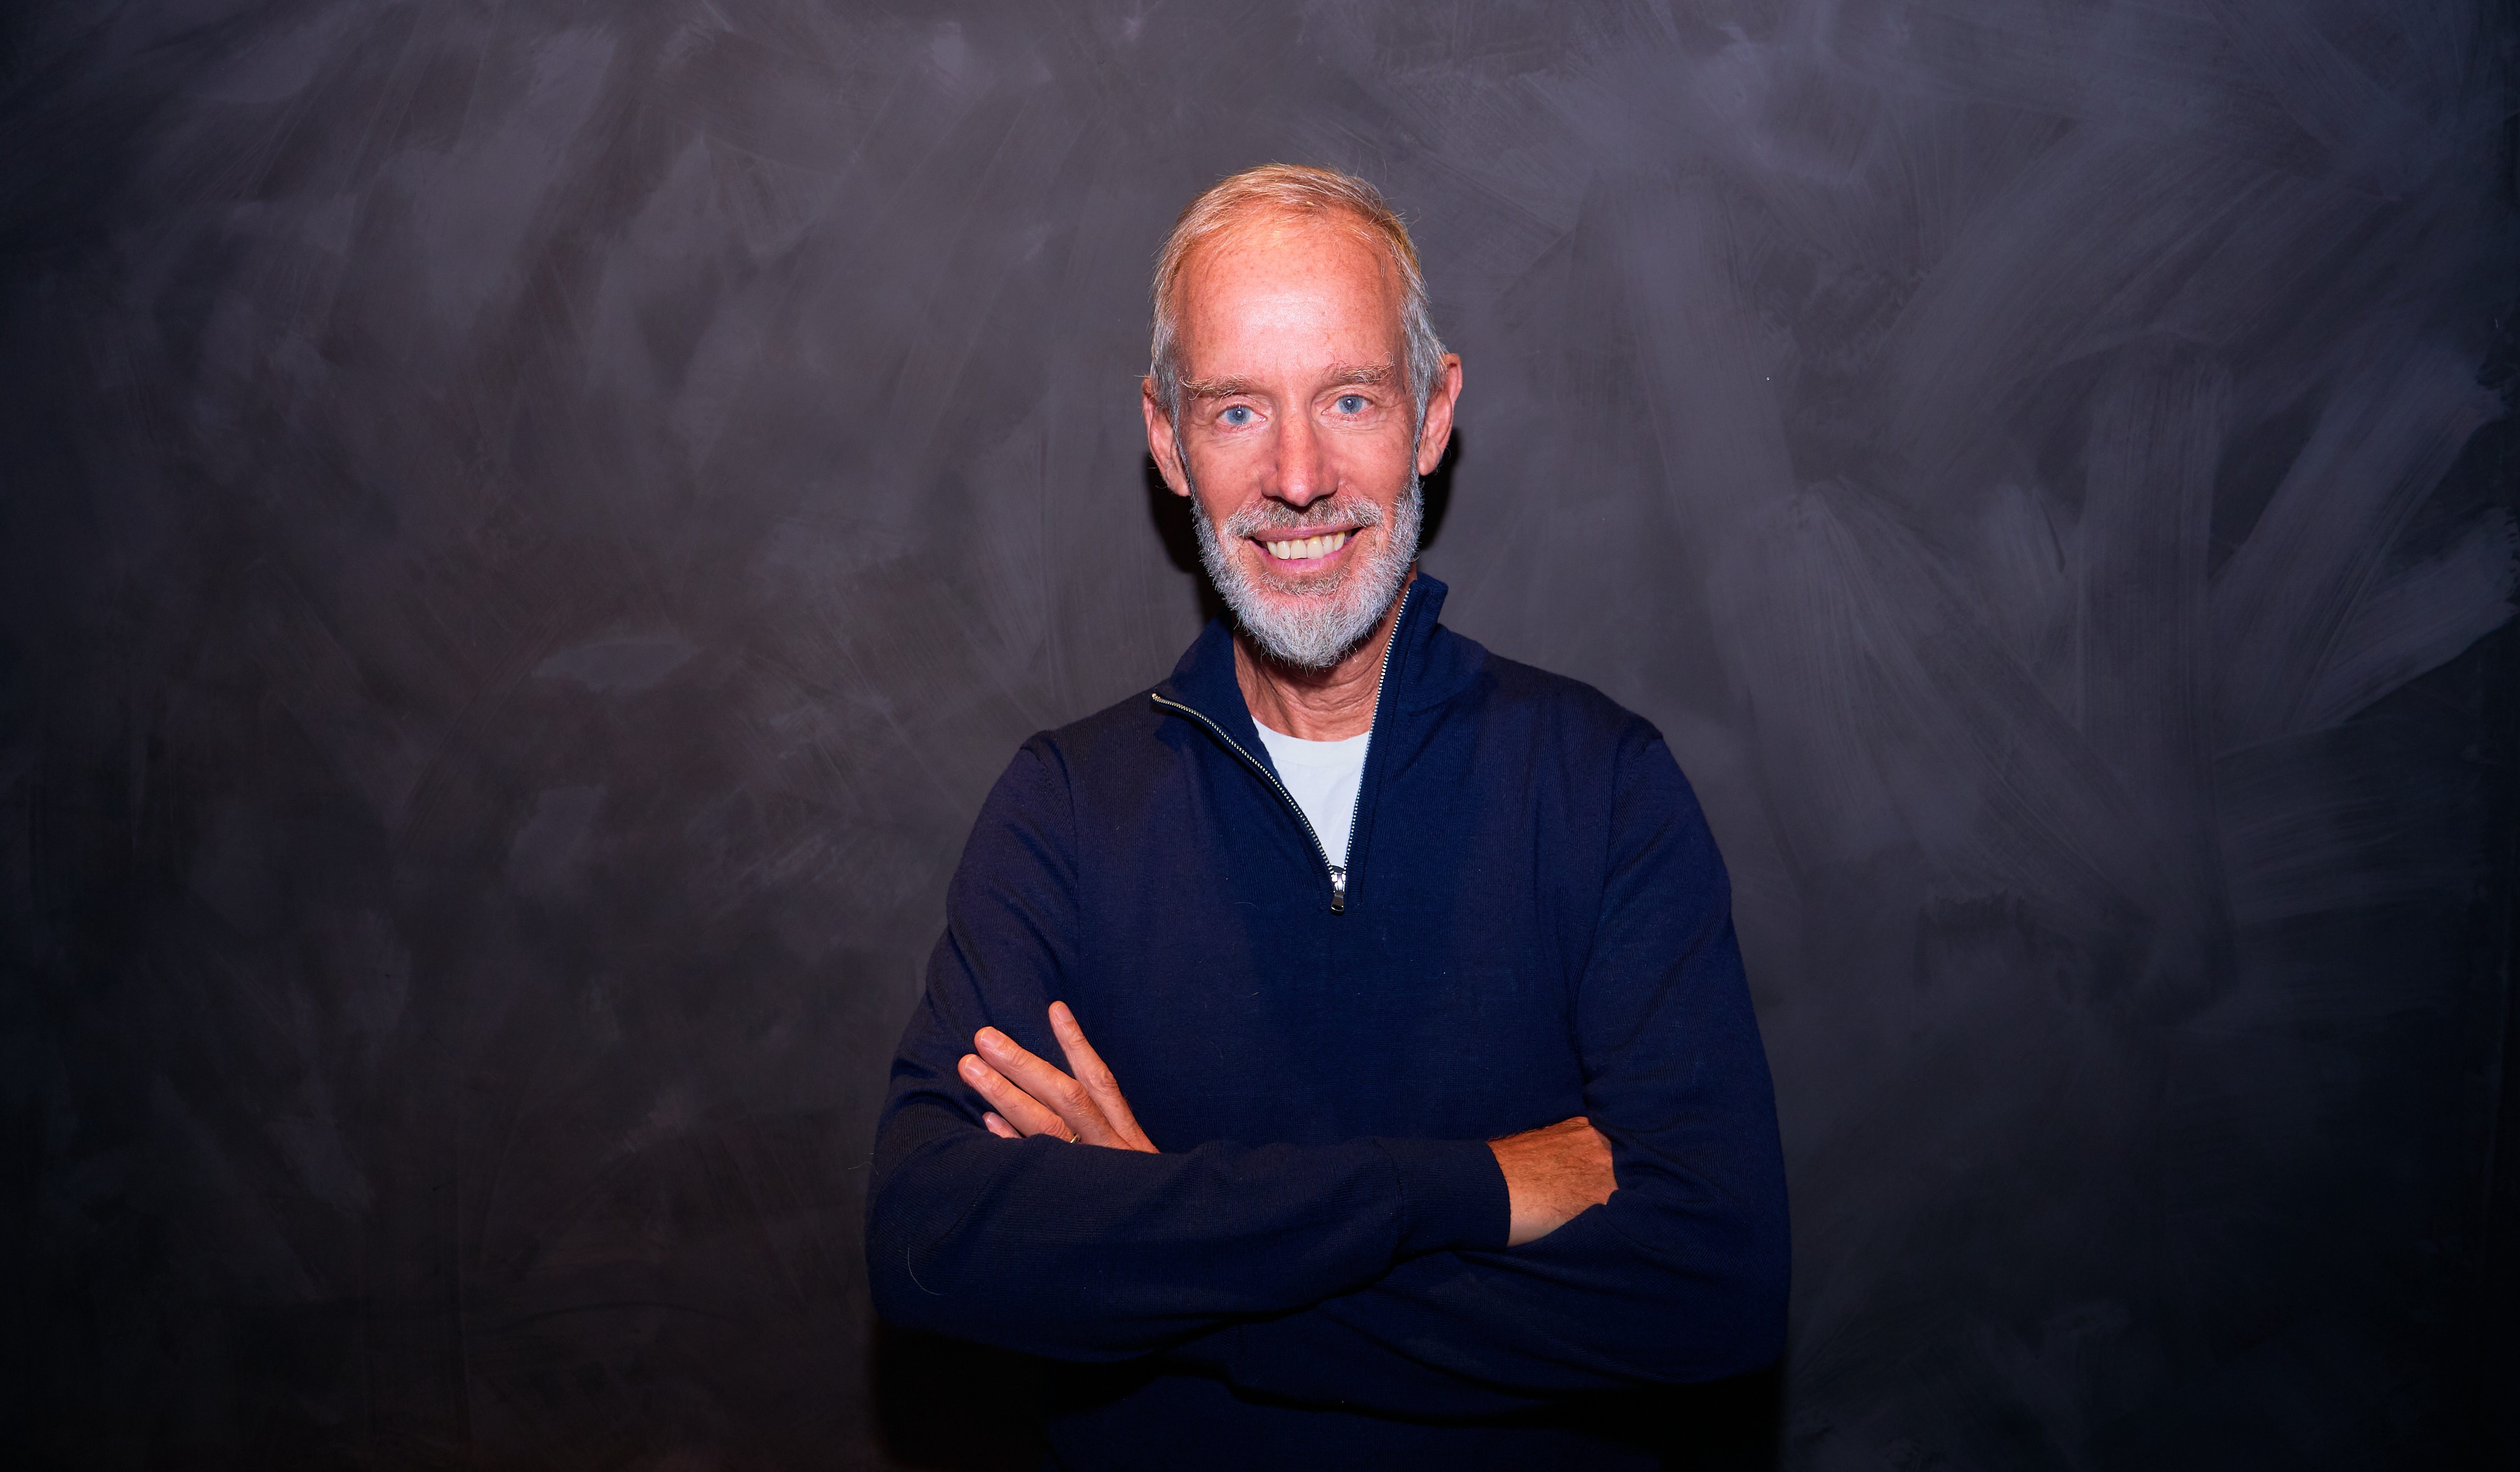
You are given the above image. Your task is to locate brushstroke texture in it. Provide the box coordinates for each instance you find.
[0,1,2510,1468]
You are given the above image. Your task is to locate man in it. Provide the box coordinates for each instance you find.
[867,165,1788,1469]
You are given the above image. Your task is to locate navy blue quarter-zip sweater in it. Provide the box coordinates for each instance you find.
[867,577,1788,1470]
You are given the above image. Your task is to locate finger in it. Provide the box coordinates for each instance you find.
[962,1055,1071,1140]
[1045,1002,1135,1131]
[1047,1002,1157,1152]
[974,1028,1116,1145]
[982,1112,1020,1140]
[959,1053,1071,1139]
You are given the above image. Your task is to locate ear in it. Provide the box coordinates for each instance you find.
[1142,378,1191,497]
[1415,354,1464,477]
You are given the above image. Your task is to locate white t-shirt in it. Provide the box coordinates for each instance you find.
[1251,723,1371,870]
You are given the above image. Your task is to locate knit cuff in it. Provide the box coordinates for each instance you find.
[1371,1136,1512,1256]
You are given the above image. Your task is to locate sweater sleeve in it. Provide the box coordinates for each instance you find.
[864,736,1511,1360]
[1170,726,1791,1415]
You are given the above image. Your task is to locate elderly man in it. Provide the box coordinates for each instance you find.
[867,165,1788,1469]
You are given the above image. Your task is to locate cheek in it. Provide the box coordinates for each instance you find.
[1194,487,1256,535]
[1326,430,1418,493]
[1185,427,1267,475]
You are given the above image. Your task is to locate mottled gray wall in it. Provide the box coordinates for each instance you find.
[3,2,2514,1468]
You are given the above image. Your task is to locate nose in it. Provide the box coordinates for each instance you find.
[1271,408,1331,509]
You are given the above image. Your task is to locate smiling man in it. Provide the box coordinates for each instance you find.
[866,166,1789,1470]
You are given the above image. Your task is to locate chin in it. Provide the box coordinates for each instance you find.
[1191,477,1423,671]
[1246,548,1358,598]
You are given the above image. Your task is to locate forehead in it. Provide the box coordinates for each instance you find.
[1174,211,1404,355]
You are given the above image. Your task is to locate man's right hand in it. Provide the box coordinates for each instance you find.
[1488,1117,1616,1245]
[958,1002,1159,1153]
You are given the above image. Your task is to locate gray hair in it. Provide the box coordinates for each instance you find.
[1149,164,1446,427]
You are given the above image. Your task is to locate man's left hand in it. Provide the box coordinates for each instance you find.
[958,1001,1158,1151]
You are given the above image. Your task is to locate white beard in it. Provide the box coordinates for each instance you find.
[1191,475,1423,671]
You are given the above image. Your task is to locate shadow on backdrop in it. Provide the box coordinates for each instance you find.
[872,1324,1046,1472]
[871,1324,1779,1472]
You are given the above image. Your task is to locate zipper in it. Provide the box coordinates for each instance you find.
[1335,581,1409,904]
[1150,583,1411,915]
[1149,692,1346,909]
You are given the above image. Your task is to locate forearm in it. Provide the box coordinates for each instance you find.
[1171,1182,1787,1415]
[865,1093,1508,1359]
[859,734,1502,1355]
[1188,735,1792,1413]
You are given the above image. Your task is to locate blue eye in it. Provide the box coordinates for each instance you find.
[1336,395,1366,414]
[1220,405,1253,426]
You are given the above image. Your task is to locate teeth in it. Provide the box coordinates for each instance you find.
[1264,531,1349,561]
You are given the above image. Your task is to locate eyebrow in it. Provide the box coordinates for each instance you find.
[1179,375,1263,401]
[1180,364,1396,401]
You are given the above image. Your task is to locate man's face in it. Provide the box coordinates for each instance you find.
[1144,213,1460,670]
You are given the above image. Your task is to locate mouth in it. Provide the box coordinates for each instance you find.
[1251,529,1357,568]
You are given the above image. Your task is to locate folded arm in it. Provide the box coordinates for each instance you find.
[962,1005,1613,1245]
[864,739,1512,1360]
[866,728,1786,1395]
[1169,728,1791,1415]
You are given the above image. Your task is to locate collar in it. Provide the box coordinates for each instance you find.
[1151,573,1478,738]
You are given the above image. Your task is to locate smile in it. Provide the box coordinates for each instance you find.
[1256,530,1352,563]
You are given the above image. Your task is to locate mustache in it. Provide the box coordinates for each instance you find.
[1218,495,1387,540]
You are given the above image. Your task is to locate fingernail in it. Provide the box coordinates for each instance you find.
[958,1055,984,1080]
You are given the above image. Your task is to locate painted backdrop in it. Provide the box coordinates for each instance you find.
[3,2,2514,1467]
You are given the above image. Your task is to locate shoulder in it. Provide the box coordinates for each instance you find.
[1455,639,1662,754]
[989,683,1189,814]
[1468,656,1725,890]
[960,690,1168,859]
[1448,639,1705,822]
[1034,682,1175,767]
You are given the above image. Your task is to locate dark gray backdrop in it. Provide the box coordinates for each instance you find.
[4,2,2515,1467]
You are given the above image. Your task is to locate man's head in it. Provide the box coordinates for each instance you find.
[1142,165,1463,672]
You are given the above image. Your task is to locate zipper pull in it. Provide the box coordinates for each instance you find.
[1329,866,1347,914]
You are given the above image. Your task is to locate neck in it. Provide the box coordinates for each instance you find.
[1235,567,1416,741]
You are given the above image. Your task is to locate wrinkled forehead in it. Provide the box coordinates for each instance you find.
[1173,208,1408,343]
